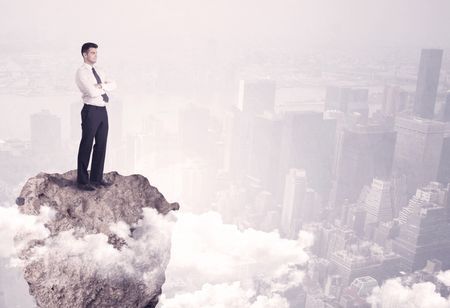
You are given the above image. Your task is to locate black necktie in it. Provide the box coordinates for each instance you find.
[92,67,109,103]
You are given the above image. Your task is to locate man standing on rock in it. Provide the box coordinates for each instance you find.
[75,42,116,191]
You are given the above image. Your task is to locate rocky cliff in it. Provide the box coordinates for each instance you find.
[15,170,180,308]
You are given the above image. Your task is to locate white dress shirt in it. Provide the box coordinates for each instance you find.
[75,62,117,107]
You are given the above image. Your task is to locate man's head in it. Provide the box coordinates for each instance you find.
[81,42,98,65]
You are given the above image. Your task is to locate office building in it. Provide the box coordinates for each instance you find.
[392,116,445,196]
[30,109,61,155]
[363,179,395,225]
[393,182,450,271]
[325,86,369,117]
[247,112,283,196]
[280,168,307,239]
[279,111,336,200]
[238,79,276,115]
[413,49,443,119]
[329,120,396,216]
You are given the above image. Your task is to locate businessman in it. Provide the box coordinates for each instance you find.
[75,42,116,191]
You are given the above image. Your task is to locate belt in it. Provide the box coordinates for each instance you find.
[83,103,106,109]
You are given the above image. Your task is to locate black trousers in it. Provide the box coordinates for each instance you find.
[77,104,109,184]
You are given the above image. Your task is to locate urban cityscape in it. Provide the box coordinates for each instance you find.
[1,1,450,307]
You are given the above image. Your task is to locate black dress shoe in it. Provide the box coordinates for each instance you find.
[77,183,96,191]
[91,180,113,187]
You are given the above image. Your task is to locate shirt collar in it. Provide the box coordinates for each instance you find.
[82,62,96,70]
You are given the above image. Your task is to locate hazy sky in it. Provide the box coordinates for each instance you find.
[1,0,450,52]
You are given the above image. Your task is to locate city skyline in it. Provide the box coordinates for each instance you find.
[1,1,450,307]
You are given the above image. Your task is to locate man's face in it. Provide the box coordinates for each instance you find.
[83,48,97,64]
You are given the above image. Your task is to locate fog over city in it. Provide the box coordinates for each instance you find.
[1,0,450,307]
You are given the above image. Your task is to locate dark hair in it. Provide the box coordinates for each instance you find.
[81,42,98,56]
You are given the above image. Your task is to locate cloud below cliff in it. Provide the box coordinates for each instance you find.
[0,205,54,260]
[159,211,312,307]
[28,207,175,289]
[159,282,290,308]
[1,206,312,307]
[20,204,450,308]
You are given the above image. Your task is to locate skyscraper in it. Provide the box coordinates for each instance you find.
[392,116,445,196]
[382,85,411,117]
[438,131,450,186]
[30,109,61,155]
[345,205,366,237]
[413,49,443,119]
[363,179,395,225]
[324,274,342,298]
[278,111,336,201]
[70,102,81,142]
[280,168,307,239]
[437,91,450,122]
[246,112,283,197]
[393,182,450,272]
[237,79,276,115]
[330,246,400,286]
[329,120,396,216]
[224,107,254,179]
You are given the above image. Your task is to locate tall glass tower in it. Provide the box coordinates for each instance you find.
[413,49,443,119]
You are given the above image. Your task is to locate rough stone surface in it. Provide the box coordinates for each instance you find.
[15,170,180,308]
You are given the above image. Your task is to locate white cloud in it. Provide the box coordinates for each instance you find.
[0,205,56,307]
[27,207,175,287]
[159,282,289,308]
[0,205,177,307]
[437,270,450,287]
[0,205,54,260]
[1,206,312,307]
[368,278,450,308]
[160,211,311,307]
